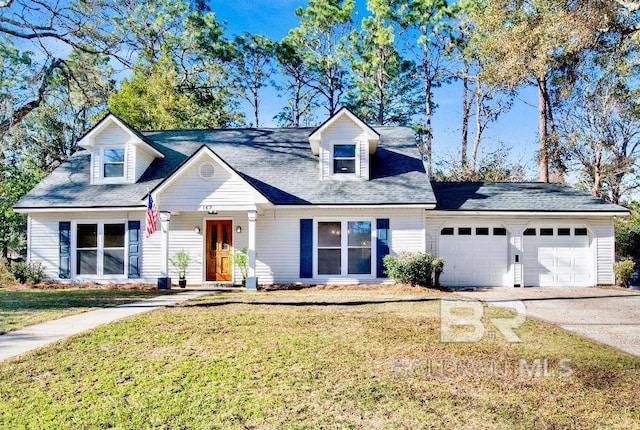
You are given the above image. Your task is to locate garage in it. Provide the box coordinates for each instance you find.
[523,227,592,287]
[438,226,510,287]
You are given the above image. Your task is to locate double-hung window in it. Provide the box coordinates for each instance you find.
[316,220,373,276]
[76,222,126,276]
[103,148,125,179]
[332,144,356,174]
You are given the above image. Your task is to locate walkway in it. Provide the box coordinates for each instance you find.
[0,290,211,363]
[457,287,640,357]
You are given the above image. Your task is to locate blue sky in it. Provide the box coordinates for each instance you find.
[209,0,540,178]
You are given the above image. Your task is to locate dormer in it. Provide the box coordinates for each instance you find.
[78,114,164,185]
[309,107,380,181]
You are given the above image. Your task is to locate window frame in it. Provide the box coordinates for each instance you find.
[72,220,129,279]
[100,146,127,181]
[330,142,359,177]
[313,218,376,279]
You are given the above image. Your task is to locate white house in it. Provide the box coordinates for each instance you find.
[14,108,628,288]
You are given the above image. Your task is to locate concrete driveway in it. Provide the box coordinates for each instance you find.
[457,287,640,357]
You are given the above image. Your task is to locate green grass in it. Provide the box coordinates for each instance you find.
[0,287,174,334]
[0,289,638,429]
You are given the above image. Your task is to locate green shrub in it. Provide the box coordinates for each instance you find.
[383,252,444,288]
[0,258,16,286]
[10,261,47,284]
[613,260,636,287]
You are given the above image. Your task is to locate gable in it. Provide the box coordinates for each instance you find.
[308,107,379,156]
[154,147,270,211]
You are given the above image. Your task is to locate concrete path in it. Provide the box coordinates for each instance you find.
[0,291,211,363]
[457,287,640,357]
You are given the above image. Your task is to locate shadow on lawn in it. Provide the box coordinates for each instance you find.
[186,297,441,308]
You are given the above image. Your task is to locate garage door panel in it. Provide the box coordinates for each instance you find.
[523,227,592,287]
[439,228,509,287]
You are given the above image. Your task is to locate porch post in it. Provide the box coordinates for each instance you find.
[157,211,171,289]
[245,210,257,290]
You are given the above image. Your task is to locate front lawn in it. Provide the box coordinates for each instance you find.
[0,289,638,429]
[0,287,172,334]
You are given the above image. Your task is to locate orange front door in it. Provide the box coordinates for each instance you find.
[206,220,233,281]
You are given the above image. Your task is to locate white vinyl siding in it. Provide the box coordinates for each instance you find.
[255,208,423,285]
[91,123,131,184]
[590,218,616,285]
[159,157,258,211]
[427,214,615,288]
[318,116,370,180]
[28,211,144,282]
[134,147,156,181]
[89,122,158,184]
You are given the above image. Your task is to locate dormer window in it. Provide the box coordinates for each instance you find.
[103,148,125,179]
[333,144,356,174]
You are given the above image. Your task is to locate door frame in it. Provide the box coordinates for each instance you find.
[202,217,235,283]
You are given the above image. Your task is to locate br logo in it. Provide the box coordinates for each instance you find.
[440,299,526,343]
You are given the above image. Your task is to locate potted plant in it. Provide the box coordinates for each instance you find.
[170,250,191,288]
[230,248,249,287]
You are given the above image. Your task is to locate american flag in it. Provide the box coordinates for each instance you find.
[145,193,158,238]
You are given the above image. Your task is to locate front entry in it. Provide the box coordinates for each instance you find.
[206,220,233,281]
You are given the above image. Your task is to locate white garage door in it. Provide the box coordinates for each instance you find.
[439,226,510,287]
[523,227,592,287]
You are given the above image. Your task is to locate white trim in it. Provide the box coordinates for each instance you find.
[14,207,145,213]
[152,146,270,205]
[309,108,379,155]
[99,145,127,183]
[313,217,377,280]
[71,219,129,281]
[428,210,628,217]
[78,114,164,159]
[276,204,436,210]
[329,141,361,178]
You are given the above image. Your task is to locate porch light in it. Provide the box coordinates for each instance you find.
[194,226,201,234]
[236,226,242,234]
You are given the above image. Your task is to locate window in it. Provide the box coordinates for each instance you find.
[318,222,341,275]
[348,221,371,274]
[540,228,554,236]
[493,228,507,236]
[76,222,125,276]
[441,227,454,235]
[557,228,571,236]
[476,227,489,236]
[77,224,98,275]
[458,227,472,235]
[317,220,372,276]
[333,144,356,174]
[103,148,125,178]
[524,228,536,236]
[103,224,125,274]
[575,228,588,236]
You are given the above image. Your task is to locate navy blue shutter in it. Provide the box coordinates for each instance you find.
[376,219,390,278]
[59,222,71,279]
[128,221,141,278]
[300,219,313,278]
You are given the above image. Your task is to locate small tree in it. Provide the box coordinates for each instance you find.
[230,248,249,283]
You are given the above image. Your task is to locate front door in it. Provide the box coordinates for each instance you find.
[206,220,233,281]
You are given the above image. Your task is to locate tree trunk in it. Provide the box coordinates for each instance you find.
[425,79,433,179]
[471,83,482,174]
[460,61,470,169]
[537,77,549,182]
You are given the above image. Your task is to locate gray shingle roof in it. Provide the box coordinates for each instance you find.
[15,126,436,209]
[431,181,628,213]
